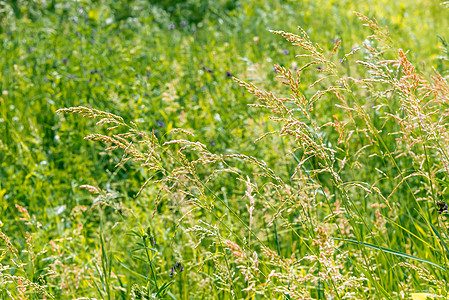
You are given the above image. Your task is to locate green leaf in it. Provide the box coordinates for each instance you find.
[336,238,446,271]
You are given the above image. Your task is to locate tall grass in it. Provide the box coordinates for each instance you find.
[55,11,449,300]
[1,0,449,299]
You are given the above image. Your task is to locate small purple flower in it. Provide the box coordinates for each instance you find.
[317,66,322,70]
[226,71,232,77]
[169,24,175,30]
[76,31,81,37]
[44,77,49,82]
[437,201,448,214]
[202,67,212,73]
[273,67,277,72]
[170,262,183,277]
[331,38,339,44]
[62,58,68,63]
[180,21,186,27]
[157,121,165,127]
[283,49,289,55]
[90,69,97,74]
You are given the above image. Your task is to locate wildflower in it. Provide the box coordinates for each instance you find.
[437,201,447,214]
[169,262,184,277]
[331,38,340,43]
[283,49,289,54]
[273,66,278,72]
[169,24,175,30]
[145,227,156,245]
[292,62,298,70]
[62,58,68,63]
[180,21,186,27]
[226,71,232,77]
[157,120,165,127]
[317,66,323,70]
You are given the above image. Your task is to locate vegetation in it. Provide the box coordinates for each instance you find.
[1,0,449,299]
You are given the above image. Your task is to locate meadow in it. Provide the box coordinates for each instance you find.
[1,0,449,299]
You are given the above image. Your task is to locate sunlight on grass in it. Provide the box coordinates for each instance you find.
[1,0,449,298]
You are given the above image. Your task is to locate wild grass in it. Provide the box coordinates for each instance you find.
[1,0,449,299]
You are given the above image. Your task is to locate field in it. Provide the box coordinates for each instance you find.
[1,0,449,299]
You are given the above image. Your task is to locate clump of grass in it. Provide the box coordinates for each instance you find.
[0,206,54,299]
[1,0,448,298]
[56,11,449,299]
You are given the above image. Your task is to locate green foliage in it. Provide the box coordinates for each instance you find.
[151,0,240,25]
[1,0,449,299]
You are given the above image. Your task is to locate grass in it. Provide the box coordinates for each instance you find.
[1,0,449,299]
